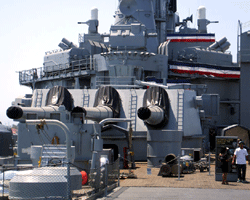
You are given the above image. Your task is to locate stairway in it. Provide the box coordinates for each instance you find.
[40,144,67,167]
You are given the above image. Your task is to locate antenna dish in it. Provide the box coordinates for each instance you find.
[188,14,193,23]
[119,0,137,16]
[184,15,193,23]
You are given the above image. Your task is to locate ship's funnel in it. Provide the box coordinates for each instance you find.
[119,0,137,16]
[137,86,170,128]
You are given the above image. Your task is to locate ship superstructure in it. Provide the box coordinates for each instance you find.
[6,1,250,199]
[9,0,248,167]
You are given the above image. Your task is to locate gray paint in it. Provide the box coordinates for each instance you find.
[240,32,250,129]
[9,0,250,166]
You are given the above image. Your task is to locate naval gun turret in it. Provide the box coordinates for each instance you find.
[72,86,121,122]
[6,105,68,121]
[78,7,99,34]
[7,86,121,124]
[137,86,170,128]
[7,86,74,122]
[6,85,125,172]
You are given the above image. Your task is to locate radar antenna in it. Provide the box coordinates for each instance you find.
[119,0,137,17]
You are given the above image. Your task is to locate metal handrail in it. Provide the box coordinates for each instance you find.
[18,57,95,83]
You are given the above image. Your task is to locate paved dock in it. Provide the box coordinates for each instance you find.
[118,162,250,190]
[96,162,250,199]
[100,187,250,200]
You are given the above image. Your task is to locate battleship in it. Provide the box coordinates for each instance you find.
[7,0,250,167]
[3,0,250,199]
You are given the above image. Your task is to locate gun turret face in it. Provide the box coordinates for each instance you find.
[137,106,165,126]
[71,86,121,123]
[137,86,170,128]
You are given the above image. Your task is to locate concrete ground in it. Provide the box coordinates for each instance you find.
[95,162,250,199]
[118,162,250,190]
[101,187,250,200]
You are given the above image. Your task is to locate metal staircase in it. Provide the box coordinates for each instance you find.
[40,144,67,167]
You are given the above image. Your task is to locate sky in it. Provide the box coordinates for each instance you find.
[0,0,249,126]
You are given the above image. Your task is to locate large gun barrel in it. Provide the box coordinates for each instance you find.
[137,106,165,126]
[137,86,170,128]
[6,106,62,120]
[82,106,113,122]
[72,106,114,122]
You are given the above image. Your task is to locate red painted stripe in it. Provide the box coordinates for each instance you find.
[170,69,240,79]
[168,39,215,43]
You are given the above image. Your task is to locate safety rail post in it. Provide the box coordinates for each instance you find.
[177,154,180,181]
[207,142,211,176]
[104,164,108,197]
[118,154,120,187]
[2,165,4,198]
[67,161,71,200]
[208,145,211,176]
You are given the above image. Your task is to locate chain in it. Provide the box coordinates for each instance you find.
[35,119,67,166]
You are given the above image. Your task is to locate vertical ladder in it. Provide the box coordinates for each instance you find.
[34,89,43,107]
[82,88,90,107]
[177,90,184,131]
[82,88,90,123]
[129,89,137,131]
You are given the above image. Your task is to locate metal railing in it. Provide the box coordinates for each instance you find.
[1,157,120,200]
[0,165,8,199]
[18,56,96,84]
[78,33,84,43]
[87,157,120,199]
